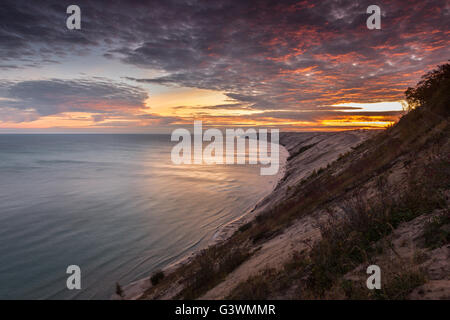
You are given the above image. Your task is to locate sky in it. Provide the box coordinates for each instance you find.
[0,0,449,133]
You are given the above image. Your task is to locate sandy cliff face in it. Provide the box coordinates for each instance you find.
[123,115,449,301]
[266,131,375,207]
[124,63,450,300]
[202,122,449,300]
[123,130,375,300]
[199,130,378,299]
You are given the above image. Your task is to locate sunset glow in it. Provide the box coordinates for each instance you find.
[331,101,407,113]
[0,1,448,132]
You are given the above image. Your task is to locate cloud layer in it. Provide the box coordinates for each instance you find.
[0,0,448,130]
[0,79,148,121]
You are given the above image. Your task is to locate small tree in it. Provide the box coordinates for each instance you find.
[405,61,450,111]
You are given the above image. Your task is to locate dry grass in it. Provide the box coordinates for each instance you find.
[141,63,449,300]
[423,211,450,249]
[176,246,251,299]
[227,154,448,300]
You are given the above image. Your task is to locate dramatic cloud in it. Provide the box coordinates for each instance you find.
[0,0,448,130]
[0,78,148,121]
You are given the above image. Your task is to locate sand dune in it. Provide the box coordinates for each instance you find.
[119,130,374,299]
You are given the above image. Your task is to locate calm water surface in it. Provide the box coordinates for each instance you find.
[0,134,281,299]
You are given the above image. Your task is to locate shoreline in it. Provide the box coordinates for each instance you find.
[210,144,289,244]
[117,130,374,299]
[117,142,290,300]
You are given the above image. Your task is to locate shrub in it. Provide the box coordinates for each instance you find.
[375,269,426,300]
[115,282,123,297]
[150,270,165,286]
[405,61,450,112]
[238,222,252,233]
[180,247,250,299]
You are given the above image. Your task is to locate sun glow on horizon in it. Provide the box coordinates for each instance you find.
[331,101,407,112]
[145,88,249,116]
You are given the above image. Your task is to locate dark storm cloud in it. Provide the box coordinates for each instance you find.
[1,0,449,123]
[0,78,148,119]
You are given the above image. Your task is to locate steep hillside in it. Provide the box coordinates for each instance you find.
[132,62,449,300]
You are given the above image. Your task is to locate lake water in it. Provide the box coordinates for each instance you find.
[0,134,281,299]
